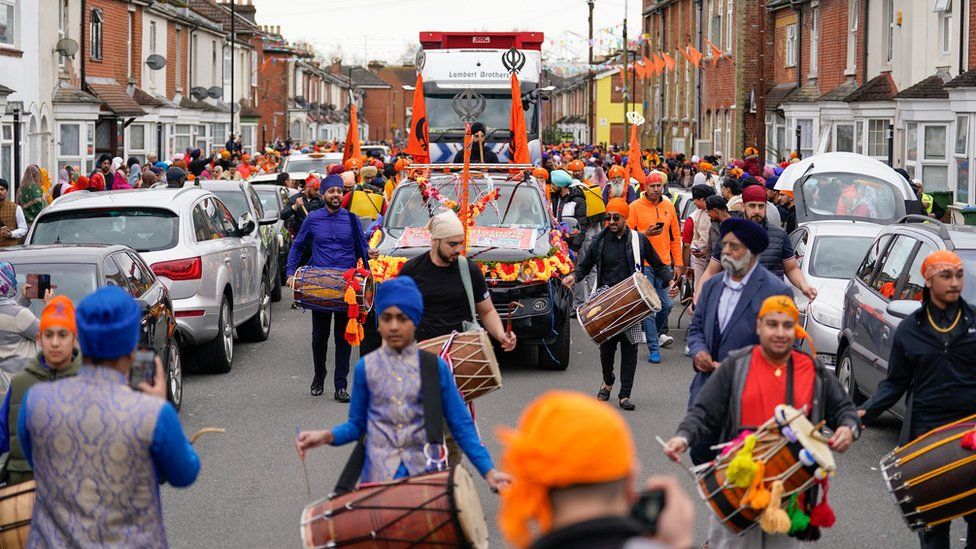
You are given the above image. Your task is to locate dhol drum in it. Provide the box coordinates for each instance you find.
[300,467,488,549]
[881,413,976,531]
[293,267,374,313]
[0,480,35,548]
[417,330,501,403]
[578,272,661,345]
[696,405,836,535]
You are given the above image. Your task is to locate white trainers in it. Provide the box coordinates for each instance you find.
[659,334,674,347]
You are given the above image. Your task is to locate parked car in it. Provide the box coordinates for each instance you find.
[199,180,281,302]
[838,216,976,415]
[0,244,183,409]
[669,187,696,222]
[253,184,295,294]
[281,152,343,180]
[26,187,272,374]
[789,221,881,372]
[361,145,390,162]
[376,175,573,370]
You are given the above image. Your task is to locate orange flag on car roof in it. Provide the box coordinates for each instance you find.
[343,103,361,163]
[509,72,530,165]
[404,73,430,164]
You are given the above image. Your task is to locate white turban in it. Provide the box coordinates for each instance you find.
[426,210,464,240]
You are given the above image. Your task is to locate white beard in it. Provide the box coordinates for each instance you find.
[609,181,626,198]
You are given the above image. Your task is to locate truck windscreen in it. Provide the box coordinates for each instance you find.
[425,94,539,136]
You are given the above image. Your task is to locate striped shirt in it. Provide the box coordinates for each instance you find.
[0,302,39,362]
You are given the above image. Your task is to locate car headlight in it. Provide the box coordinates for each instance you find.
[810,304,842,330]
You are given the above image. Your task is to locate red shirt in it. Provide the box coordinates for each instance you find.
[740,347,815,428]
[681,216,694,245]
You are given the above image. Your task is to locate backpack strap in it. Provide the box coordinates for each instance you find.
[457,256,480,327]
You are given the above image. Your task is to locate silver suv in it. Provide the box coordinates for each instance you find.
[27,187,274,374]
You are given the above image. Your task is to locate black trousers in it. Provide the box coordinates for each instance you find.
[599,333,638,399]
[311,310,351,391]
[919,515,976,549]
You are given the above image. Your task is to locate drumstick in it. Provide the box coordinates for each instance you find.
[190,427,226,445]
[296,426,311,501]
[654,436,701,483]
[505,302,523,334]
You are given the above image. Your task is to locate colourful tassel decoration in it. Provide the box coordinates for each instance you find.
[347,303,360,320]
[759,481,792,534]
[810,480,836,528]
[344,318,361,346]
[344,286,357,305]
[726,434,759,488]
[741,462,771,510]
[720,430,754,457]
[787,494,811,534]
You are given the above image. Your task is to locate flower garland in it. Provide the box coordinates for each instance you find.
[342,266,370,346]
[468,188,499,225]
[416,176,457,211]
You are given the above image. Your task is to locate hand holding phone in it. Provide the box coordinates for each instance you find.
[129,350,156,390]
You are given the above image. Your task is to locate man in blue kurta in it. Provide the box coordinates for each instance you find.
[286,173,370,401]
[18,286,200,548]
[296,276,512,490]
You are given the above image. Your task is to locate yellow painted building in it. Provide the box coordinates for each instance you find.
[594,68,644,147]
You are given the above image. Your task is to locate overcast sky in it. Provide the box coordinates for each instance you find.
[251,0,644,69]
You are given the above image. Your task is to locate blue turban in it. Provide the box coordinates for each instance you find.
[321,174,343,190]
[76,286,142,361]
[719,218,769,256]
[765,175,779,190]
[551,170,573,188]
[376,276,424,326]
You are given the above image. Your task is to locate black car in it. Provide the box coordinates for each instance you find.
[0,244,183,410]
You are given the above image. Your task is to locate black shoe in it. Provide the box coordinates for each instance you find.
[597,385,612,401]
[618,398,635,411]
[310,384,324,397]
[334,389,350,403]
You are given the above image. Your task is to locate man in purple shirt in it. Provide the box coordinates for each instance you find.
[287,174,369,401]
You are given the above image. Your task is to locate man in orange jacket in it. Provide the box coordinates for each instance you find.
[627,172,682,363]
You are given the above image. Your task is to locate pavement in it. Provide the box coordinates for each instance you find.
[163,296,946,548]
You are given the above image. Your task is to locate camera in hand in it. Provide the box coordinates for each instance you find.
[129,349,156,390]
[631,488,666,536]
[25,274,51,299]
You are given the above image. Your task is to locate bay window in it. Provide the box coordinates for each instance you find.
[905,123,949,192]
[955,114,969,204]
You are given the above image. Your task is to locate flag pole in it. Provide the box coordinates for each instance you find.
[460,123,472,254]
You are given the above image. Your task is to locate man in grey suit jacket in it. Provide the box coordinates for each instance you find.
[685,217,792,464]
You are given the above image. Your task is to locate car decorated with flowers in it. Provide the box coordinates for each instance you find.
[369,171,574,370]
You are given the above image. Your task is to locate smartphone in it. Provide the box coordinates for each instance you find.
[129,349,156,390]
[25,274,51,300]
[654,222,665,229]
[631,489,666,536]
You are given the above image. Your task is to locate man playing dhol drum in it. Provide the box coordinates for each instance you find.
[663,295,859,548]
[295,276,512,491]
[859,250,976,549]
[286,174,370,400]
[563,198,672,411]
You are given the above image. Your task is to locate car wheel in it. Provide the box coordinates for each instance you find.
[270,268,283,302]
[198,296,233,374]
[167,341,184,411]
[538,313,571,371]
[239,278,272,342]
[837,348,865,405]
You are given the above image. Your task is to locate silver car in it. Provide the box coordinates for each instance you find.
[27,187,272,374]
[789,221,881,372]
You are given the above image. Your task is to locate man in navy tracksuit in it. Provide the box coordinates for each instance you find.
[286,174,369,401]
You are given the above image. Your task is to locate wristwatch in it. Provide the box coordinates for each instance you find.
[849,424,861,441]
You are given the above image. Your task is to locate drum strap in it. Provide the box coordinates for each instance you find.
[457,256,481,330]
[785,356,795,407]
[630,229,642,273]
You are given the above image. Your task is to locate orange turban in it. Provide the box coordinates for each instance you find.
[699,162,713,172]
[531,167,549,180]
[39,295,77,336]
[344,158,362,170]
[497,391,636,548]
[645,171,666,185]
[758,295,815,356]
[921,250,963,280]
[606,198,630,218]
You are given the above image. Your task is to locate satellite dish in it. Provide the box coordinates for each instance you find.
[54,38,79,58]
[145,54,167,71]
[207,86,223,99]
[190,87,209,101]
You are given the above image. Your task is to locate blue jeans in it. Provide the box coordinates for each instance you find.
[642,266,673,353]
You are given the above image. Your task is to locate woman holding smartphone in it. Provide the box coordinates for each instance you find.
[0,262,55,371]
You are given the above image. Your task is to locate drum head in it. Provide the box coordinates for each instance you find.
[475,330,502,387]
[775,405,835,471]
[452,467,489,549]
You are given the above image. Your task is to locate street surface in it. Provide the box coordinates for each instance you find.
[163,296,941,548]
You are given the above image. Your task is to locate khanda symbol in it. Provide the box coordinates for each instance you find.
[452,88,486,123]
[627,111,646,126]
[414,116,428,152]
[502,47,526,75]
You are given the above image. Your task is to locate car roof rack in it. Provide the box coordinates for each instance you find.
[896,214,952,241]
[409,163,536,171]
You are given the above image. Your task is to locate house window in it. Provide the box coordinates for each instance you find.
[797,119,813,158]
[904,123,948,191]
[786,25,797,68]
[0,0,14,47]
[89,8,103,60]
[725,110,732,157]
[222,46,232,99]
[847,0,858,71]
[59,124,80,157]
[212,123,226,145]
[57,123,91,173]
[809,7,819,75]
[936,0,952,56]
[57,0,68,66]
[867,119,890,158]
[149,21,157,54]
[211,41,218,85]
[954,114,969,203]
[884,0,895,63]
[834,123,855,152]
[1,123,13,184]
[174,124,191,151]
[127,124,148,164]
[709,0,722,54]
[906,122,918,163]
[195,124,208,152]
[250,50,258,88]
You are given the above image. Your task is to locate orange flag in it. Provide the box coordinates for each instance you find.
[684,45,704,68]
[653,53,666,74]
[508,72,530,164]
[404,73,430,163]
[643,56,654,76]
[663,52,676,72]
[625,123,644,184]
[705,39,723,66]
[634,61,646,79]
[342,102,361,163]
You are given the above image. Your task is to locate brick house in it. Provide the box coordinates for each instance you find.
[342,64,392,143]
[542,73,588,144]
[373,64,417,146]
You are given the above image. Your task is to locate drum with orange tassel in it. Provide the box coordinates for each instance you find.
[293,267,374,313]
[693,405,836,535]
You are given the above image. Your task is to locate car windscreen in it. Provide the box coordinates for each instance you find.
[798,173,901,223]
[284,159,339,173]
[385,184,547,229]
[10,263,99,317]
[807,235,874,279]
[31,209,179,252]
[212,191,250,220]
[254,189,278,212]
